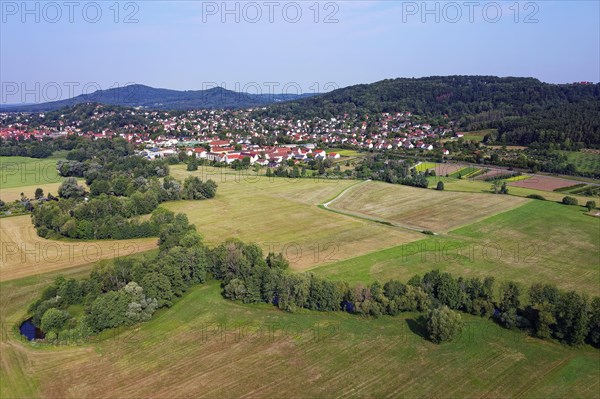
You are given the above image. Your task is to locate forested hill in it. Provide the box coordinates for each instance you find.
[254,76,600,147]
[1,84,317,112]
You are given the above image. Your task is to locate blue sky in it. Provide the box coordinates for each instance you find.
[1,1,599,103]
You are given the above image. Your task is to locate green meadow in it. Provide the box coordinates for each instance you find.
[0,152,66,189]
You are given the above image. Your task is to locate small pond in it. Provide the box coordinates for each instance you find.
[20,319,45,341]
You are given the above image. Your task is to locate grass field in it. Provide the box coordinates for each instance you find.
[166,166,423,270]
[461,129,495,143]
[314,200,600,296]
[326,148,362,157]
[0,215,158,282]
[0,152,66,190]
[414,162,437,172]
[561,150,600,175]
[2,275,599,399]
[505,174,532,182]
[327,180,528,233]
[449,166,480,178]
[0,153,82,202]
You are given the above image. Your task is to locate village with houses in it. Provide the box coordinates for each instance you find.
[0,105,458,167]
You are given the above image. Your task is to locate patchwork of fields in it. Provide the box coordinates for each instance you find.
[1,158,599,399]
[315,200,600,296]
[430,174,594,204]
[167,166,423,270]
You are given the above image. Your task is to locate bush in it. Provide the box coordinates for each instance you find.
[526,194,546,200]
[562,196,579,206]
[436,181,444,191]
[187,159,198,171]
[585,200,597,211]
[426,306,464,343]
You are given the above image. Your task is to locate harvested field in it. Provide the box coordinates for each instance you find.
[328,180,528,232]
[431,163,466,177]
[509,175,582,191]
[2,278,599,399]
[167,166,423,270]
[0,215,157,282]
[0,181,70,202]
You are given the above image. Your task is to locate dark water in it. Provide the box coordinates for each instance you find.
[20,319,45,341]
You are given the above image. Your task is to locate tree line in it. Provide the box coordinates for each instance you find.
[27,230,600,347]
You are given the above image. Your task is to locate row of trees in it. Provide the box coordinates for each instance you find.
[0,137,54,158]
[27,233,600,347]
[216,255,600,347]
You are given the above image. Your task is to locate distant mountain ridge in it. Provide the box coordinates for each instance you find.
[1,84,318,112]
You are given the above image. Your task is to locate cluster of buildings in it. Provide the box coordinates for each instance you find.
[141,139,340,167]
[1,106,458,160]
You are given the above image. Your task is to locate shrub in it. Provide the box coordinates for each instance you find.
[526,194,546,200]
[585,200,597,211]
[187,159,198,171]
[436,181,444,191]
[562,196,579,206]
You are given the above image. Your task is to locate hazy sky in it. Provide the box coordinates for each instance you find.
[1,1,599,103]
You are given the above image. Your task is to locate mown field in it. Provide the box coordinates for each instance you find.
[0,153,66,190]
[0,215,158,282]
[166,166,423,270]
[0,181,72,202]
[328,180,529,232]
[314,200,600,296]
[0,152,85,202]
[2,274,599,399]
